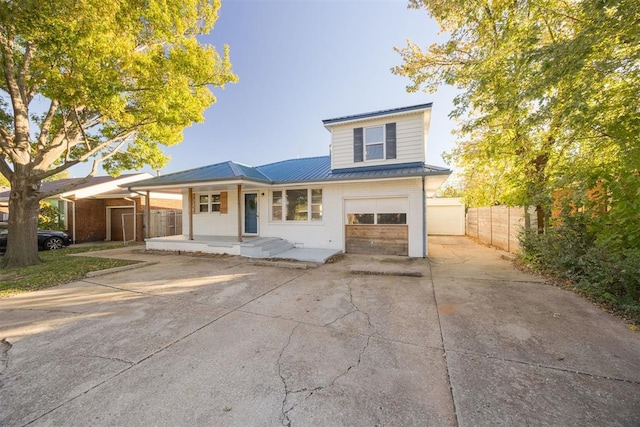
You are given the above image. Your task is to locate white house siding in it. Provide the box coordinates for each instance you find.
[182,185,240,236]
[258,178,426,257]
[330,111,431,170]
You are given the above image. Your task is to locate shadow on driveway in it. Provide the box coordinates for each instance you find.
[0,237,638,426]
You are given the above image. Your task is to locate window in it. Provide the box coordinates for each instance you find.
[311,189,323,221]
[347,213,374,225]
[377,213,406,224]
[271,191,283,221]
[286,189,308,221]
[354,123,396,163]
[347,213,406,225]
[365,126,384,160]
[197,193,221,213]
[271,188,322,222]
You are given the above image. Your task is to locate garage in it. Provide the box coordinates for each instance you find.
[344,197,409,256]
[109,207,135,241]
[426,198,465,235]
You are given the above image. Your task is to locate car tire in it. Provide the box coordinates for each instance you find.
[44,237,64,250]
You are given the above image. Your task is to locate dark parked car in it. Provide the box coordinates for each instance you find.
[0,230,72,251]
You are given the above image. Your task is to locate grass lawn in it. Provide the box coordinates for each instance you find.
[0,243,140,298]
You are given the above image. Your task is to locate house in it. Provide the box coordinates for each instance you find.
[128,104,452,258]
[0,174,182,243]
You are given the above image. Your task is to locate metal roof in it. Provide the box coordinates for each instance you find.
[128,156,451,189]
[256,156,332,182]
[128,161,271,187]
[322,103,433,126]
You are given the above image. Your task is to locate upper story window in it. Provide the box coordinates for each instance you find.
[365,126,384,160]
[354,122,396,163]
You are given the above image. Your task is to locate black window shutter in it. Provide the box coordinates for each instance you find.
[386,122,396,159]
[353,127,363,162]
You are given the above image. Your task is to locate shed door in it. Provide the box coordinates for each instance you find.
[344,198,409,256]
[110,207,134,241]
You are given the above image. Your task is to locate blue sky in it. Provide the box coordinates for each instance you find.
[75,0,457,176]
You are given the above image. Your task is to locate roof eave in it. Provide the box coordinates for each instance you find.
[126,176,273,191]
[322,103,433,129]
[269,169,451,186]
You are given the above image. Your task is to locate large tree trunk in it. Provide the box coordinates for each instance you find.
[2,181,42,268]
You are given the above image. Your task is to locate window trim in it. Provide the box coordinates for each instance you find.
[347,212,407,225]
[364,125,385,161]
[195,192,222,214]
[270,188,323,223]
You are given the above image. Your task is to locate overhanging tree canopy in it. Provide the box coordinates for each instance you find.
[394,0,639,241]
[0,0,237,267]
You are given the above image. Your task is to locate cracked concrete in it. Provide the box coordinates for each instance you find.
[0,338,11,375]
[0,237,638,426]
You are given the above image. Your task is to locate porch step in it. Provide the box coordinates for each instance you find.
[240,237,294,258]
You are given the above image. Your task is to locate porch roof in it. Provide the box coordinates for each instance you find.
[127,156,451,190]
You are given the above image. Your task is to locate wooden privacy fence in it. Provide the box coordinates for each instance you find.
[147,210,182,238]
[466,206,538,253]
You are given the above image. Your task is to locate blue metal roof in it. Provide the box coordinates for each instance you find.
[128,156,451,190]
[256,156,332,182]
[130,161,271,187]
[322,103,433,126]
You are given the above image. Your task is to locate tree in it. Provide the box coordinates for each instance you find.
[0,0,237,267]
[394,0,639,237]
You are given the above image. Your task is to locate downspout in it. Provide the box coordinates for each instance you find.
[59,197,76,244]
[422,176,427,258]
[124,197,137,243]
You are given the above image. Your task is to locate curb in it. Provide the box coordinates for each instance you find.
[85,261,158,278]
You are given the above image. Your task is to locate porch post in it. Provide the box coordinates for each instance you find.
[188,187,194,240]
[237,184,242,241]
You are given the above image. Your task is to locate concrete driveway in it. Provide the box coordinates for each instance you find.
[0,237,639,426]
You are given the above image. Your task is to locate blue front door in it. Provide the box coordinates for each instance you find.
[244,193,258,234]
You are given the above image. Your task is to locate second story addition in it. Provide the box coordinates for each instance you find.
[322,103,432,171]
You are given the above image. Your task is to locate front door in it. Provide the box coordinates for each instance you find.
[244,193,258,234]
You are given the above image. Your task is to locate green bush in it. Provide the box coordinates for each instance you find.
[38,201,66,231]
[519,217,640,324]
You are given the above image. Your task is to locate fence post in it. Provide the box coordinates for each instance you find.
[507,207,511,253]
[490,205,493,246]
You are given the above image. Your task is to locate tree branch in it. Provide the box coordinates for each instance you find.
[0,29,31,153]
[36,99,59,150]
[18,41,35,105]
[0,153,14,181]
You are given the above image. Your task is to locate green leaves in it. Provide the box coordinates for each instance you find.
[396,0,639,221]
[0,0,237,178]
[0,0,237,267]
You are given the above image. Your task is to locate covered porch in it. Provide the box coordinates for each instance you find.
[145,234,341,263]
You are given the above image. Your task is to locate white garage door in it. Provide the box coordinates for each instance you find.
[427,198,465,235]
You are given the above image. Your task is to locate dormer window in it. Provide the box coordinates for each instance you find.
[353,122,396,163]
[365,126,384,160]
